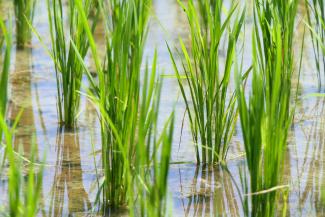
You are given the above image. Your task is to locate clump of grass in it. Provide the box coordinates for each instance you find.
[75,0,175,214]
[0,18,11,141]
[236,0,298,216]
[93,0,151,209]
[4,127,43,217]
[0,115,43,217]
[47,0,98,128]
[305,0,325,88]
[128,66,175,217]
[13,0,36,49]
[0,18,42,217]
[168,0,245,164]
[77,0,167,209]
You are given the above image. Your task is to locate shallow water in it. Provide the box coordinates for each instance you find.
[1,0,325,216]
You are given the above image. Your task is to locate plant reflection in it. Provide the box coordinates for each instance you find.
[49,128,91,216]
[296,96,325,216]
[178,165,240,217]
[8,48,36,156]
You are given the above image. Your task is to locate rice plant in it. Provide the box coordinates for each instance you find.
[47,0,98,128]
[235,0,298,216]
[0,18,42,217]
[94,0,151,209]
[74,0,174,212]
[0,17,11,141]
[0,115,43,217]
[128,69,175,217]
[305,0,325,88]
[13,0,36,49]
[168,0,245,164]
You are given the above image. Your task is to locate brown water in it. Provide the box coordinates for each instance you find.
[0,0,324,216]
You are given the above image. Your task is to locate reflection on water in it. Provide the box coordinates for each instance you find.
[8,48,36,156]
[49,128,91,216]
[172,164,243,217]
[290,96,325,217]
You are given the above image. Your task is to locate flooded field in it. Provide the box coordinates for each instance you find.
[1,0,325,216]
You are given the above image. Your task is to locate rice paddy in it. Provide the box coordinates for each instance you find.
[0,0,325,216]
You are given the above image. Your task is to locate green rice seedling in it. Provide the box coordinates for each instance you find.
[0,15,42,217]
[128,66,174,217]
[92,53,174,216]
[0,17,11,141]
[47,0,98,128]
[236,0,298,216]
[74,0,169,211]
[0,115,43,217]
[93,54,174,216]
[75,0,175,214]
[130,120,174,217]
[13,0,36,49]
[168,0,245,164]
[305,0,325,88]
[95,0,151,209]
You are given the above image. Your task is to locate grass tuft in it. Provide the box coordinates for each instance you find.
[0,17,43,217]
[0,115,43,217]
[47,0,98,128]
[236,0,298,216]
[168,0,245,164]
[14,0,36,49]
[305,0,325,88]
[75,1,174,214]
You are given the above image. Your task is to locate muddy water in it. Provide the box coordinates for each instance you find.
[0,0,325,216]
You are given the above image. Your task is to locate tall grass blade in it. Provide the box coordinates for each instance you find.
[0,17,11,142]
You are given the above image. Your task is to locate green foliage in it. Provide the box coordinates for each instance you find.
[47,0,98,128]
[0,115,43,217]
[128,57,174,217]
[0,19,42,216]
[168,0,245,164]
[0,18,11,142]
[75,1,174,215]
[236,0,298,216]
[13,0,36,48]
[92,0,151,208]
[305,0,325,88]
